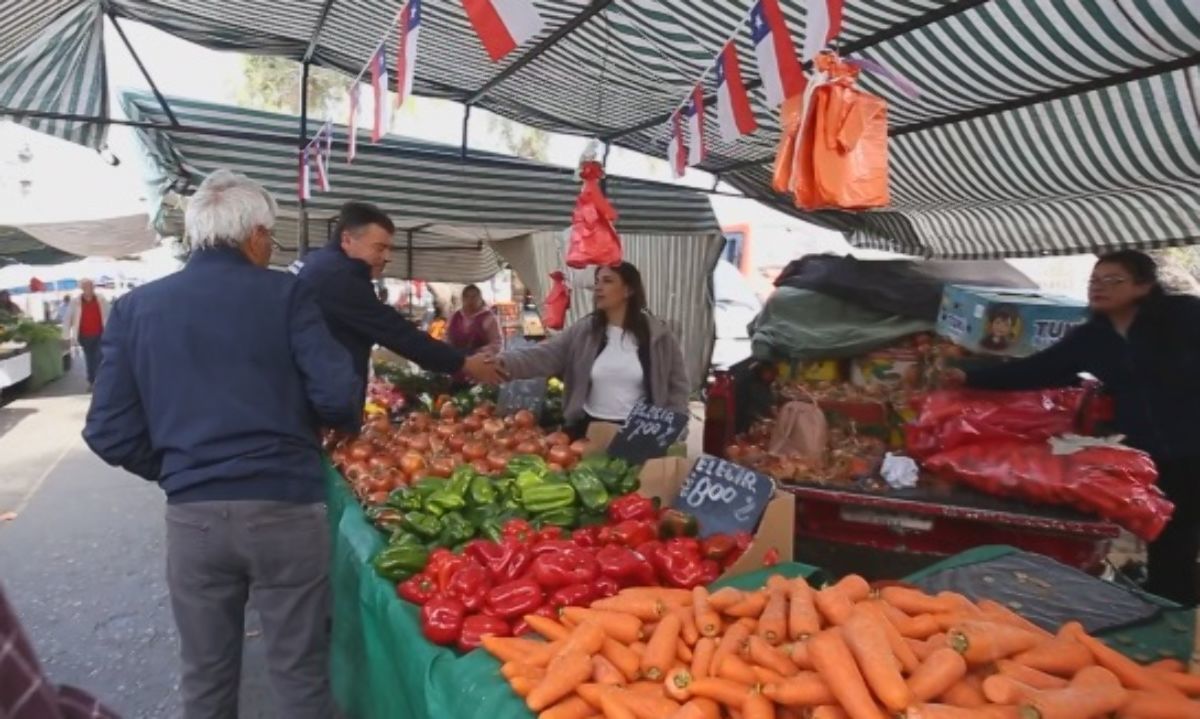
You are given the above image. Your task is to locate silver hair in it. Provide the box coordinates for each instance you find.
[184,169,277,251]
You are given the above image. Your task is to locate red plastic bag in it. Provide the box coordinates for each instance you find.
[924,439,1173,541]
[565,160,621,268]
[906,388,1113,460]
[543,271,570,331]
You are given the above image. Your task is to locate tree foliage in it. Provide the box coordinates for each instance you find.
[236,56,345,116]
[486,114,550,161]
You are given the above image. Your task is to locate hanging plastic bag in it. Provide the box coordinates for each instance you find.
[768,399,829,467]
[543,270,570,331]
[923,437,1172,541]
[772,93,806,193]
[565,160,622,268]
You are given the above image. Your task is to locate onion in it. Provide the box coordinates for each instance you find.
[482,418,505,436]
[446,434,467,452]
[545,431,570,448]
[487,450,511,472]
[398,451,426,477]
[439,402,459,420]
[368,455,393,473]
[406,433,431,453]
[344,460,370,481]
[547,445,575,468]
[409,412,432,432]
[461,415,484,433]
[348,442,373,462]
[366,490,390,505]
[434,422,458,439]
[428,456,455,479]
[568,439,590,458]
[462,441,488,461]
[514,440,541,456]
[547,462,564,472]
[513,409,537,429]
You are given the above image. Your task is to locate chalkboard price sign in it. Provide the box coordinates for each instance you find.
[673,455,776,538]
[497,378,548,418]
[606,402,689,465]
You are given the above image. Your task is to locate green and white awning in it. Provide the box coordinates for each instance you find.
[3,1,1199,258]
[122,92,720,281]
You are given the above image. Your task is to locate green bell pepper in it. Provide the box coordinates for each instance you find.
[366,506,409,535]
[386,487,424,512]
[513,469,545,494]
[424,489,467,516]
[400,511,442,540]
[390,530,423,548]
[372,543,430,581]
[468,475,498,507]
[520,483,576,514]
[506,455,547,477]
[446,466,476,498]
[464,503,500,528]
[577,508,608,527]
[411,477,443,499]
[479,517,505,543]
[533,505,579,528]
[568,471,609,511]
[436,511,476,548]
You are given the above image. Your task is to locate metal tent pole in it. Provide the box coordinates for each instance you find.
[297,61,311,257]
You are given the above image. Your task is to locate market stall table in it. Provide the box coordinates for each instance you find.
[784,477,1120,579]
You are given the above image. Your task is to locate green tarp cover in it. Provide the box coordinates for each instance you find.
[749,287,933,362]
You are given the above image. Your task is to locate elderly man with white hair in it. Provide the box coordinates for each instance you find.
[63,277,110,389]
[83,169,359,719]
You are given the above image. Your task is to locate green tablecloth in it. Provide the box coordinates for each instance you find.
[324,465,823,719]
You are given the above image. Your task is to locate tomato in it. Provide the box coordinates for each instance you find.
[368,455,393,473]
[446,434,467,452]
[409,412,432,432]
[514,441,541,456]
[545,431,570,447]
[462,441,487,461]
[439,402,459,420]
[461,415,483,433]
[568,439,590,458]
[428,456,456,479]
[513,410,536,429]
[471,459,492,475]
[547,445,574,468]
[434,422,458,439]
[399,451,426,477]
[482,419,505,436]
[366,490,390,505]
[407,433,431,453]
[348,442,373,461]
[487,451,511,472]
[344,460,369,481]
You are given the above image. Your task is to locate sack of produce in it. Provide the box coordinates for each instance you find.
[768,400,828,467]
[923,437,1172,540]
[905,388,1112,460]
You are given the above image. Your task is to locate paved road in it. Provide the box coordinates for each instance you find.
[0,363,272,718]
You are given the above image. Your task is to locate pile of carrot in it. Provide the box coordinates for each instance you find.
[481,574,1200,719]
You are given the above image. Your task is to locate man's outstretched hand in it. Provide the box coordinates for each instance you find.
[463,353,508,385]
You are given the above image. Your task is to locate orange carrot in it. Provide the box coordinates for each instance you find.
[598,691,637,719]
[814,587,856,627]
[708,587,747,611]
[782,640,813,670]
[676,642,693,665]
[907,648,968,703]
[716,653,761,685]
[539,695,595,719]
[593,654,627,686]
[977,599,1052,638]
[576,683,610,709]
[676,606,699,646]
[527,651,593,711]
[640,611,682,681]
[554,622,607,661]
[882,603,941,640]
[939,675,986,708]
[995,660,1069,690]
[1062,622,1183,696]
[562,608,643,644]
[752,666,786,685]
[808,629,887,719]
[592,596,667,621]
[510,674,540,698]
[693,587,722,638]
[757,587,788,645]
[526,614,573,641]
[879,586,960,616]
[625,681,667,697]
[727,592,770,619]
[667,698,721,719]
[602,638,642,682]
[686,677,754,709]
[762,672,835,706]
[664,667,694,702]
[946,621,1042,664]
[691,637,716,679]
[860,601,919,674]
[981,674,1037,705]
[1120,690,1200,719]
[907,704,1012,719]
[1148,658,1187,673]
[832,575,872,602]
[483,636,551,663]
[1071,665,1121,689]
[809,706,849,719]
[788,577,821,640]
[618,587,694,606]
[711,620,753,672]
[1160,671,1200,696]
[742,692,776,719]
[1019,684,1129,719]
[842,607,912,712]
[908,637,935,661]
[749,635,800,677]
[1012,638,1093,677]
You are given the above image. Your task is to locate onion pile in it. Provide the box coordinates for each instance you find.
[328,402,590,504]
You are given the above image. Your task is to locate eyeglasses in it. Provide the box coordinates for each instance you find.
[264,229,284,251]
[1088,276,1129,288]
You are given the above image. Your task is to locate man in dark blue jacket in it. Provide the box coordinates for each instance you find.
[84,170,358,719]
[296,201,503,403]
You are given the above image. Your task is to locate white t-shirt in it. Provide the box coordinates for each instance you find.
[583,325,645,421]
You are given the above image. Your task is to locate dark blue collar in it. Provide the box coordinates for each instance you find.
[187,245,253,268]
[321,242,372,279]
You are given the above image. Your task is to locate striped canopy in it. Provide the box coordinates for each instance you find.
[3,1,1199,258]
[122,91,719,281]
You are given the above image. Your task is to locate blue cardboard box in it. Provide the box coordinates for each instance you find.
[936,285,1088,357]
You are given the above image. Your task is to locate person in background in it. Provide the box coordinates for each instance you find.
[0,290,21,317]
[376,284,389,304]
[496,262,690,439]
[296,201,503,404]
[84,170,360,718]
[446,285,502,357]
[63,279,111,389]
[943,250,1200,605]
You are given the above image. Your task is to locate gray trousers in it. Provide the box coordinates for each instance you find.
[165,501,333,719]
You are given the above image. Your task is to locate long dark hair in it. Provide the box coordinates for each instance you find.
[1096,250,1165,295]
[591,262,652,350]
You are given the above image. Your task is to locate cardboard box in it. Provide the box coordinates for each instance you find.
[936,285,1087,358]
[587,423,796,580]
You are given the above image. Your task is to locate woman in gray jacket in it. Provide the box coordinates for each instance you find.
[498,262,690,438]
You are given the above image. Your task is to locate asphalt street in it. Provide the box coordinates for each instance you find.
[0,361,273,718]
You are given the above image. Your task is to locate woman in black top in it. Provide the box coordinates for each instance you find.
[945,250,1200,605]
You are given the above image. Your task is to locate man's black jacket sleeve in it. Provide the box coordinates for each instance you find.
[324,268,466,374]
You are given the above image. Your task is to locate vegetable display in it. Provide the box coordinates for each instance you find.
[483,576,1200,719]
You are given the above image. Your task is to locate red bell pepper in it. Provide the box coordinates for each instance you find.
[457,614,511,653]
[593,576,620,599]
[396,573,438,606]
[502,519,535,544]
[536,526,565,542]
[664,537,702,558]
[420,596,466,646]
[763,547,781,568]
[607,494,658,523]
[486,579,544,620]
[595,545,656,588]
[529,539,577,557]
[531,549,598,589]
[435,554,471,593]
[572,526,601,548]
[466,540,531,583]
[700,534,737,563]
[512,604,558,636]
[653,545,713,589]
[445,562,492,612]
[425,548,456,577]
[549,583,597,609]
[610,519,658,548]
[635,540,664,563]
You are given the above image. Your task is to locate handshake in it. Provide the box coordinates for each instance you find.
[462,351,510,385]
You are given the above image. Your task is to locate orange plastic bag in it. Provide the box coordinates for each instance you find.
[543,271,570,331]
[772,93,806,193]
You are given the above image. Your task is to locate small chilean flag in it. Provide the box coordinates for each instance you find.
[666,110,687,179]
[803,0,844,61]
[685,86,707,167]
[750,0,806,107]
[714,42,757,141]
[395,0,421,108]
[369,47,389,142]
[346,84,360,162]
[298,149,311,201]
[462,0,546,62]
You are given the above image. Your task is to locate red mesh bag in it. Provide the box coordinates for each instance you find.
[565,160,621,268]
